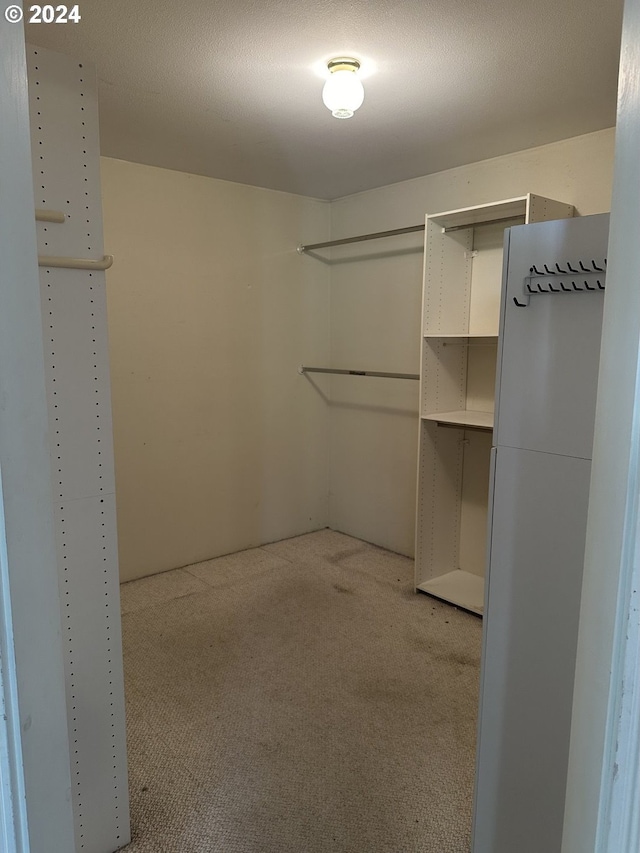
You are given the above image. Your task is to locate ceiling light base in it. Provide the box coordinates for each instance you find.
[327,58,361,74]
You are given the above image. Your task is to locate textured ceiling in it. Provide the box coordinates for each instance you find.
[25,0,623,199]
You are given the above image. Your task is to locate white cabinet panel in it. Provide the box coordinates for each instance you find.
[495,215,609,459]
[474,213,609,853]
[473,447,592,853]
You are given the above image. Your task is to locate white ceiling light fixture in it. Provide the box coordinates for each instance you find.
[322,58,364,119]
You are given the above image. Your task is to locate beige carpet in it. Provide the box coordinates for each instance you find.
[119,529,482,852]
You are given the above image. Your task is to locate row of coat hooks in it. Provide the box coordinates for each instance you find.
[527,279,605,294]
[514,258,608,307]
[529,259,607,275]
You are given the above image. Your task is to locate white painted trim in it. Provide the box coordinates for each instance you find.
[602,546,640,851]
[562,0,640,849]
[597,5,640,844]
[0,470,28,853]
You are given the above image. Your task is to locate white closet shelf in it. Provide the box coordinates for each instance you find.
[422,410,494,430]
[417,571,484,615]
[424,332,499,339]
[429,197,528,229]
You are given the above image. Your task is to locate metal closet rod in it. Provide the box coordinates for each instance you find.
[297,224,425,253]
[297,211,528,252]
[38,254,114,271]
[299,365,419,381]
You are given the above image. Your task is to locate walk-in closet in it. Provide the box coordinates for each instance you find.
[1,1,631,852]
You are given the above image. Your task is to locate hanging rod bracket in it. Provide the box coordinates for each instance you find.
[38,254,114,271]
[35,208,66,224]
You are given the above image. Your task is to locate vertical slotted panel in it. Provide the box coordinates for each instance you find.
[27,45,130,853]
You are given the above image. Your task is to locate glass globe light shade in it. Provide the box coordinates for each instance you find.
[322,67,365,119]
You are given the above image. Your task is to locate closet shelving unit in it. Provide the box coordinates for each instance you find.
[415,195,574,614]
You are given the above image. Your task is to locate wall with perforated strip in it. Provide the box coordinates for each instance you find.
[27,45,130,853]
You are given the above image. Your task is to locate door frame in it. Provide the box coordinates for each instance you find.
[1,0,639,851]
[562,0,640,849]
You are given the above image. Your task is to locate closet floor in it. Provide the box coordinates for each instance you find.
[119,529,482,853]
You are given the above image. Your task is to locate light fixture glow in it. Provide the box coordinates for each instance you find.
[322,58,364,119]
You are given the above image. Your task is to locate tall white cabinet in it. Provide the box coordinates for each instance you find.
[414,195,574,614]
[472,212,609,853]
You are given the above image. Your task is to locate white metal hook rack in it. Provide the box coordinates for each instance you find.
[514,257,607,307]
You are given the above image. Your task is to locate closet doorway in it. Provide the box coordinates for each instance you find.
[19,2,625,851]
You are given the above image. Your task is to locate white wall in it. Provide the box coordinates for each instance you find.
[102,129,616,580]
[328,128,616,556]
[101,158,331,581]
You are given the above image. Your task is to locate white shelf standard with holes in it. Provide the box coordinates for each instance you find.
[414,194,574,614]
[27,45,130,850]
